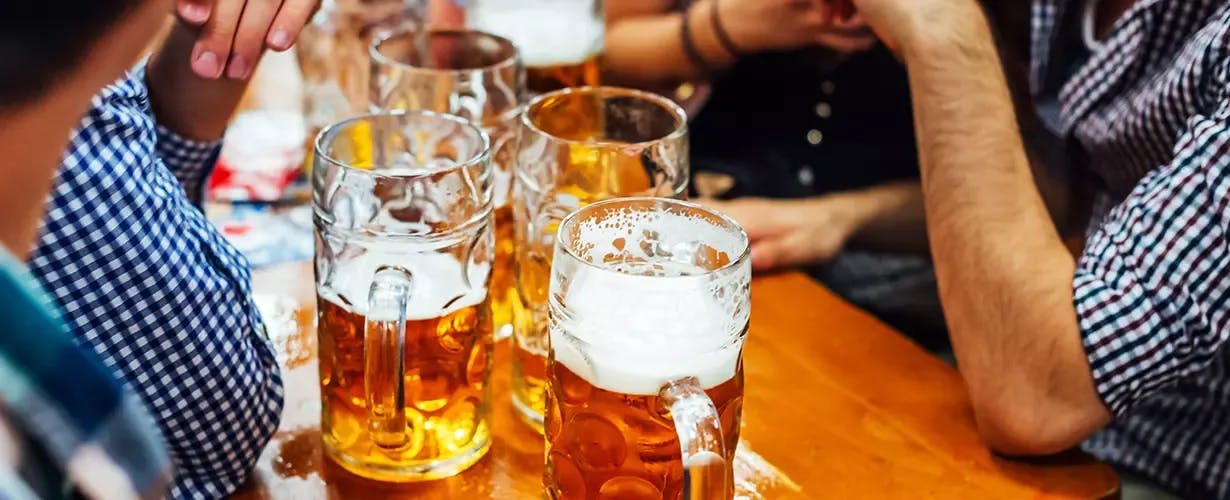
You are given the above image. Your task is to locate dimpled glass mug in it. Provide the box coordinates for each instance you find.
[545,197,751,499]
[313,110,495,481]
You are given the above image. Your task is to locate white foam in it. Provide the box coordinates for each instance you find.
[467,2,604,68]
[549,208,750,396]
[321,245,490,321]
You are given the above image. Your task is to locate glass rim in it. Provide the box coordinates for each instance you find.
[556,196,751,280]
[521,86,689,148]
[370,27,520,77]
[553,197,751,356]
[313,109,493,181]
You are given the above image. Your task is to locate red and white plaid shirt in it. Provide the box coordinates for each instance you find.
[1032,0,1230,496]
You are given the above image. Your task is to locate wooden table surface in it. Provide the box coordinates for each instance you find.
[233,261,1119,499]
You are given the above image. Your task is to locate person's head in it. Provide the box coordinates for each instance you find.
[0,2,174,112]
[0,1,172,257]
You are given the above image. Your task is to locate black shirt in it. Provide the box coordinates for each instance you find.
[690,44,919,199]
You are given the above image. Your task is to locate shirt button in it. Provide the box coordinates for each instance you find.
[821,81,836,95]
[806,129,824,145]
[798,165,815,187]
[815,102,832,119]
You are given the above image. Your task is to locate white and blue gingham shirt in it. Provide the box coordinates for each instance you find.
[1033,0,1230,497]
[27,65,284,499]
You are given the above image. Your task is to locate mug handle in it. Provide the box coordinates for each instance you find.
[364,266,414,450]
[660,377,731,499]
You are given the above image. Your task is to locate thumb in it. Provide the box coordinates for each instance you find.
[749,238,793,272]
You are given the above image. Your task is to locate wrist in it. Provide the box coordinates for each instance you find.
[898,6,996,64]
[800,194,873,243]
[688,0,737,69]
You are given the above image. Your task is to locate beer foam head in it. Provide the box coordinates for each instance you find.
[550,204,750,396]
[467,2,603,67]
[321,243,490,321]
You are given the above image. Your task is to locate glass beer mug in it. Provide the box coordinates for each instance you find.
[464,0,603,93]
[298,0,425,172]
[371,28,526,340]
[545,197,751,499]
[513,87,689,432]
[313,110,495,481]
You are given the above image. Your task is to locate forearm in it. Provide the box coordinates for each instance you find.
[605,1,735,86]
[147,22,249,142]
[902,17,1106,451]
[838,181,929,254]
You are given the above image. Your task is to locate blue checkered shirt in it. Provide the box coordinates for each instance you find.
[26,64,284,499]
[1033,0,1230,497]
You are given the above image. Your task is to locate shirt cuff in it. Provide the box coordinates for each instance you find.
[154,123,221,205]
[1073,238,1181,417]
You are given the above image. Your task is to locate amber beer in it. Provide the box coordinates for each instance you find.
[525,54,601,94]
[543,198,751,499]
[513,88,690,431]
[545,360,743,499]
[314,111,493,481]
[491,203,520,337]
[317,252,493,481]
[467,0,604,94]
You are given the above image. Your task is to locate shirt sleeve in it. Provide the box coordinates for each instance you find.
[30,65,283,498]
[154,123,219,205]
[129,63,222,205]
[1073,78,1230,416]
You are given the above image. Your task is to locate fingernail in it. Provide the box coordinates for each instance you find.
[227,55,251,80]
[269,29,290,49]
[192,49,221,79]
[180,3,210,24]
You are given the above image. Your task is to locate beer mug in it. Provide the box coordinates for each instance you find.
[313,110,495,482]
[513,87,689,432]
[371,28,526,340]
[545,197,751,499]
[299,0,424,171]
[465,0,603,93]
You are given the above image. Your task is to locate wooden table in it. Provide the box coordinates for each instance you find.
[234,261,1119,499]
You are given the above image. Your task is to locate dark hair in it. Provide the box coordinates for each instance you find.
[0,2,146,107]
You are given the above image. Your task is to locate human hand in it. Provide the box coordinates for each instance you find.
[818,0,987,55]
[704,197,863,272]
[175,0,320,80]
[813,13,878,54]
[717,0,840,53]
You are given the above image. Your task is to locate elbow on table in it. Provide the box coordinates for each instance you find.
[970,395,1096,457]
[167,342,285,495]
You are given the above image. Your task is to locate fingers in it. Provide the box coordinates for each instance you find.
[177,0,212,25]
[701,198,787,242]
[816,31,878,53]
[750,238,792,271]
[749,230,832,272]
[810,0,834,25]
[267,0,318,51]
[191,0,246,79]
[227,0,283,79]
[427,0,466,28]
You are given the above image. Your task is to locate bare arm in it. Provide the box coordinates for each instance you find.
[150,0,317,140]
[605,0,736,86]
[841,180,928,254]
[146,22,248,141]
[706,180,928,272]
[854,1,1111,454]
